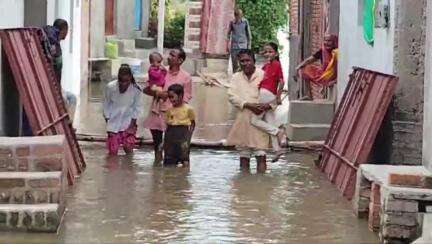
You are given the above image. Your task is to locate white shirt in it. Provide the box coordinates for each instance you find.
[103,80,142,133]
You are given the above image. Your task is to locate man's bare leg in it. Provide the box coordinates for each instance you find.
[240,157,250,172]
[256,155,267,173]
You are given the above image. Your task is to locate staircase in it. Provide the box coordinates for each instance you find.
[287,100,334,142]
[0,136,66,232]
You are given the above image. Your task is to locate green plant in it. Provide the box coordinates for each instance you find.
[235,0,288,52]
[164,12,185,48]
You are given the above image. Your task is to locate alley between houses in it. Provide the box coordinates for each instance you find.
[0,143,377,243]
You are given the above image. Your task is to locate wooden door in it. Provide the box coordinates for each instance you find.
[105,0,115,35]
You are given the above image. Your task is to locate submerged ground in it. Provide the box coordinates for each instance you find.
[0,143,377,243]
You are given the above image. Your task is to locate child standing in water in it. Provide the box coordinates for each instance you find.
[251,42,287,162]
[103,64,142,156]
[147,52,167,114]
[164,84,196,167]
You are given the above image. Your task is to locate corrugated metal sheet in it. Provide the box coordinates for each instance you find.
[318,67,398,200]
[0,28,85,184]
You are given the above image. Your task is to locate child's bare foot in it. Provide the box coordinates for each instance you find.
[177,163,183,168]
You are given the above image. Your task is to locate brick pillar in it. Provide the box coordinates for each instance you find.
[183,0,203,55]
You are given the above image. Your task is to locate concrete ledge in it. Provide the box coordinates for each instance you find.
[286,123,331,141]
[0,204,62,233]
[0,172,63,205]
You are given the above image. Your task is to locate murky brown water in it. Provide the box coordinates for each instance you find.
[0,143,377,243]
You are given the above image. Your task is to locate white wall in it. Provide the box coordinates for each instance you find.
[337,0,396,99]
[423,0,432,172]
[0,0,24,28]
[0,0,25,136]
[55,0,82,97]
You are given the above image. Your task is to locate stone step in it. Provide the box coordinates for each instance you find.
[288,100,335,124]
[135,37,157,49]
[0,172,63,205]
[0,204,63,232]
[0,136,65,172]
[202,58,229,74]
[286,123,331,142]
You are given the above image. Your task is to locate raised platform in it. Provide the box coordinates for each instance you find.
[354,164,432,243]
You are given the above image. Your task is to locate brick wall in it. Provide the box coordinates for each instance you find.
[289,0,299,35]
[310,0,324,53]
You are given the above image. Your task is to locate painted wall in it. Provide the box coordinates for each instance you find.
[337,0,396,97]
[116,0,136,38]
[0,0,25,136]
[54,0,82,97]
[423,0,432,171]
[90,0,105,58]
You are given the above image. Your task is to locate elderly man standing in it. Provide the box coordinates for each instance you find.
[226,49,270,173]
[227,8,252,72]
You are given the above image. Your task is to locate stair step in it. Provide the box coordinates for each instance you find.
[289,100,334,124]
[0,204,63,232]
[287,123,331,142]
[135,37,156,49]
[0,172,63,205]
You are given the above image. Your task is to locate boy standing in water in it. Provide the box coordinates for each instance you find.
[164,84,196,167]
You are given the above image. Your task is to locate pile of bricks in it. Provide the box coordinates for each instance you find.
[354,165,430,243]
[0,136,67,232]
[379,196,421,243]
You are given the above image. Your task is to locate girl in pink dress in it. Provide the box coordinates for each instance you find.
[147,52,167,114]
[143,48,192,164]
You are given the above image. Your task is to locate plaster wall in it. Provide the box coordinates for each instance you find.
[423,0,432,171]
[337,0,396,97]
[116,0,136,38]
[90,0,105,58]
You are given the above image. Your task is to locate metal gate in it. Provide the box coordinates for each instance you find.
[318,67,398,199]
[0,28,86,184]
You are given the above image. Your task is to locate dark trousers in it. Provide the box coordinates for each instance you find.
[163,125,191,165]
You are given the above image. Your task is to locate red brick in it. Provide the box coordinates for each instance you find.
[388,173,423,188]
[34,157,63,171]
[0,148,13,156]
[0,179,25,188]
[17,159,29,171]
[189,8,202,15]
[422,176,432,189]
[371,183,381,204]
[189,21,201,28]
[15,146,30,157]
[32,144,63,157]
[368,202,381,232]
[188,34,201,42]
[27,179,60,188]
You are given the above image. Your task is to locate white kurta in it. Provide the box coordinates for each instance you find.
[103,80,142,133]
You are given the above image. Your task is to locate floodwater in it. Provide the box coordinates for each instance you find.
[0,143,377,243]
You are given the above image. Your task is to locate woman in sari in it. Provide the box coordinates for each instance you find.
[295,34,338,100]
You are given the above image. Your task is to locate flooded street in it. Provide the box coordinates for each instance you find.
[0,143,377,243]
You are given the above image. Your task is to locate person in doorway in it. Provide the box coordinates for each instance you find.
[147,52,167,114]
[295,34,338,100]
[103,64,142,156]
[250,42,287,162]
[226,49,270,173]
[42,18,77,121]
[164,84,196,167]
[227,8,252,73]
[143,48,192,165]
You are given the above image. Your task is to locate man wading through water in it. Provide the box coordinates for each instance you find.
[226,49,271,173]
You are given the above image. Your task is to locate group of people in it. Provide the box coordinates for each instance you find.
[102,7,339,172]
[103,43,287,171]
